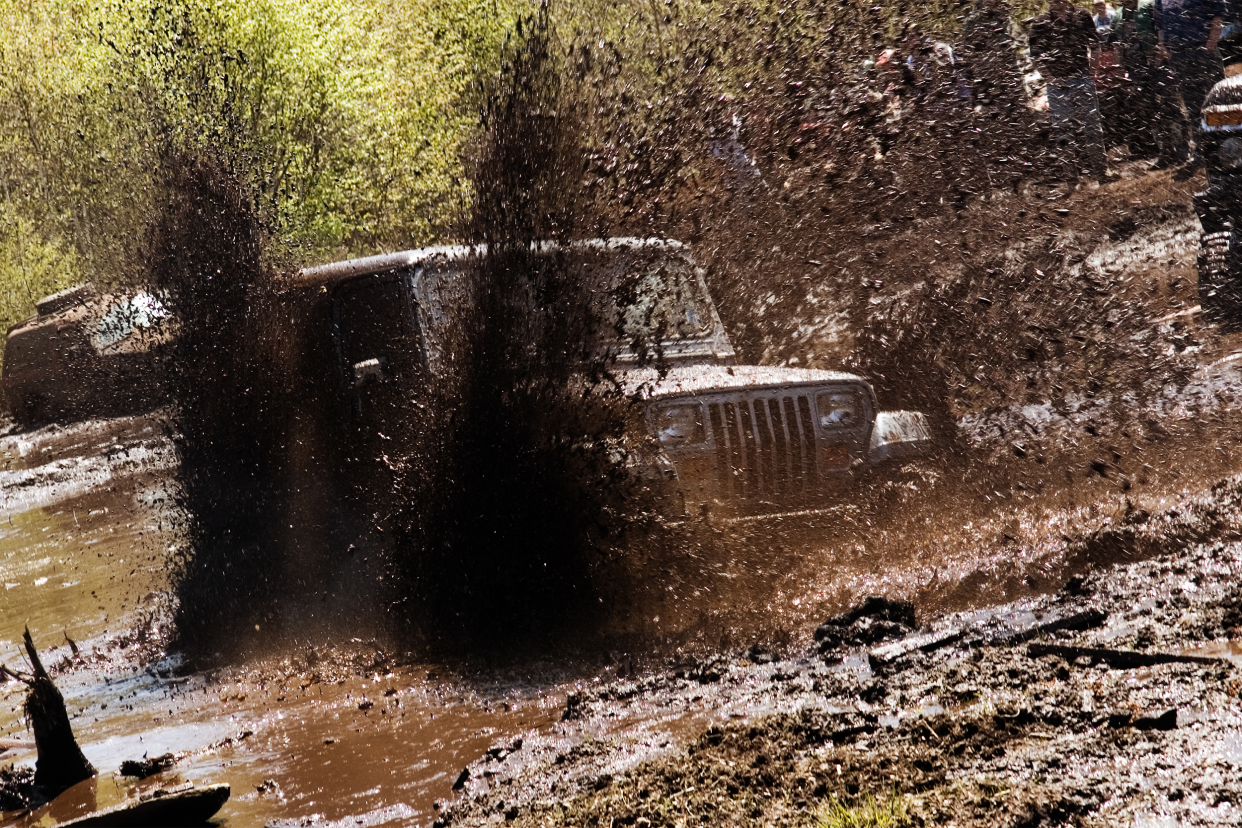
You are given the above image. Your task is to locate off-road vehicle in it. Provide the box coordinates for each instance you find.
[2,284,172,426]
[283,239,931,517]
[1196,73,1242,325]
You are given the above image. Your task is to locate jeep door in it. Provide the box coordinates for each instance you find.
[331,270,425,434]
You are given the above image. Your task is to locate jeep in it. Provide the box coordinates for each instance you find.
[284,238,931,517]
[2,283,172,426]
[1196,73,1242,326]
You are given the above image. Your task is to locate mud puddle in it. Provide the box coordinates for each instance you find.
[0,450,177,670]
[0,415,566,827]
[6,401,1242,827]
[2,650,562,827]
[0,413,175,519]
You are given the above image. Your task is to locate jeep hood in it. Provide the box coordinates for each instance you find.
[1205,74,1242,109]
[619,364,869,400]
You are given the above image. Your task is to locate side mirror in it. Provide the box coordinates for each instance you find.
[353,357,386,386]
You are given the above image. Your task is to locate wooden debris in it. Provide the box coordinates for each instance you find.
[0,627,97,806]
[20,626,97,794]
[120,753,177,780]
[1027,642,1227,669]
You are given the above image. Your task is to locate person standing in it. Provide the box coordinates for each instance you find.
[1029,0,1109,179]
[961,0,1026,110]
[1155,0,1226,168]
[1094,0,1117,31]
[1095,0,1128,146]
[1113,0,1189,165]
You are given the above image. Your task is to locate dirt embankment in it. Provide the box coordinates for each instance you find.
[436,474,1242,828]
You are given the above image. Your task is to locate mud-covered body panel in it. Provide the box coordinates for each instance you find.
[2,285,172,425]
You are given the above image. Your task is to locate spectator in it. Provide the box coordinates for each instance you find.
[899,23,971,120]
[1155,0,1226,169]
[960,0,1026,110]
[1112,0,1189,165]
[1095,0,1117,32]
[1029,0,1110,179]
[1094,16,1129,148]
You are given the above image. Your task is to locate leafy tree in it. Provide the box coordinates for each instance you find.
[0,0,521,349]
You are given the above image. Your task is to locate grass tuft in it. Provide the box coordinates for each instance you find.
[816,788,911,828]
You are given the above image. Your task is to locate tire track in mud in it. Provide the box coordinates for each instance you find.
[0,442,174,519]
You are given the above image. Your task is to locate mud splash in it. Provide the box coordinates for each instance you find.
[138,0,1215,663]
[143,152,300,661]
[384,7,635,646]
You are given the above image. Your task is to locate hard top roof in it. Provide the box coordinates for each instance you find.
[292,238,689,286]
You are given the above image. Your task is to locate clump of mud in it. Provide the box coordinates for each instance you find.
[0,765,35,812]
[435,505,1242,828]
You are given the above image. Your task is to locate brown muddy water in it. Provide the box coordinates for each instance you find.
[5,322,1242,827]
[0,414,568,826]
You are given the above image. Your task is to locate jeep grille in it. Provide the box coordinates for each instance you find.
[707,395,822,500]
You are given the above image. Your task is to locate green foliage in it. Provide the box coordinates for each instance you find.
[0,207,79,337]
[816,789,912,828]
[0,0,521,305]
[87,0,522,255]
[0,0,1057,338]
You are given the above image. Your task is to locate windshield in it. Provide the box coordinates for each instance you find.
[572,249,715,344]
[92,292,171,351]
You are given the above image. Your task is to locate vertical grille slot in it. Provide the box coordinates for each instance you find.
[784,397,806,491]
[797,395,816,489]
[709,402,730,496]
[753,399,775,493]
[723,402,742,496]
[737,400,759,497]
[766,399,788,495]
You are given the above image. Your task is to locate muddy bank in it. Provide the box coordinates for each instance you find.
[436,472,1242,828]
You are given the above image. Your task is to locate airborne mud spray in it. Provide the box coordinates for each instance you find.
[384,6,689,649]
[151,0,1216,666]
[151,153,421,660]
[151,10,688,660]
[145,152,291,659]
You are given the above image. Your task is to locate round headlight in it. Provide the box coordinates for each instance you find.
[1220,137,1242,170]
[654,403,705,445]
[815,391,860,430]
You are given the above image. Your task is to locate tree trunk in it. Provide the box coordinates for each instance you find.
[22,627,95,795]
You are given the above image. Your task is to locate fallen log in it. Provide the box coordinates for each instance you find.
[1027,642,1227,669]
[56,782,230,827]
